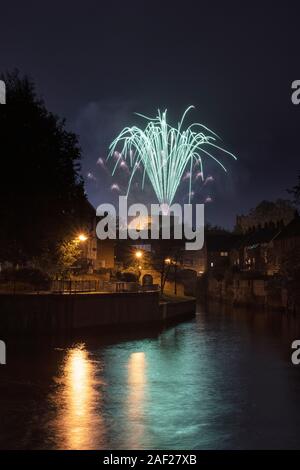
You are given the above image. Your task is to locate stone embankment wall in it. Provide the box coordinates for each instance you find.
[207,276,299,313]
[0,291,196,334]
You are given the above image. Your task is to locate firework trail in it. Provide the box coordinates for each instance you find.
[108,106,236,207]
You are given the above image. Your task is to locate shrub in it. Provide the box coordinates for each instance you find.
[0,267,51,289]
[120,271,139,282]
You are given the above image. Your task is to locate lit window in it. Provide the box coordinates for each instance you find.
[220,251,228,257]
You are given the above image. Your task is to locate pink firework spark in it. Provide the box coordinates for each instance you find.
[183,171,191,181]
[120,160,128,170]
[195,171,204,180]
[97,157,105,166]
[87,172,96,181]
[204,176,214,184]
[111,183,121,192]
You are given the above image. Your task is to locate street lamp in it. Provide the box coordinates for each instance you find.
[135,250,143,259]
[77,233,88,242]
[164,258,178,295]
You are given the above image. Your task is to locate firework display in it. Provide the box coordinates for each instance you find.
[108,106,236,206]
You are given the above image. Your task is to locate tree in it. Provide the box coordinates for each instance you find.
[205,223,231,235]
[0,70,88,268]
[56,239,82,277]
[280,246,300,312]
[150,238,184,295]
[280,246,300,280]
[288,175,300,207]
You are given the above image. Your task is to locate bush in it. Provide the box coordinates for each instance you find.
[0,267,51,289]
[120,271,139,282]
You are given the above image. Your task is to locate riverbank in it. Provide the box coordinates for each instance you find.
[0,291,196,334]
[204,274,300,314]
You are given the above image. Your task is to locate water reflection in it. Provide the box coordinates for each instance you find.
[127,352,147,447]
[50,343,105,449]
[1,305,300,449]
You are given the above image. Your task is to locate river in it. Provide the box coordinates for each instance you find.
[0,303,300,449]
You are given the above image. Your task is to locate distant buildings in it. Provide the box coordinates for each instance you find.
[181,249,206,273]
[85,199,300,284]
[75,201,97,273]
[96,239,115,269]
[204,201,300,312]
[230,225,279,274]
[74,201,115,273]
[205,233,238,271]
[235,199,295,234]
[231,200,299,276]
[269,216,300,275]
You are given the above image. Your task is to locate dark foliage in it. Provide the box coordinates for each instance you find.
[120,271,139,282]
[288,175,300,206]
[0,267,51,289]
[0,70,88,265]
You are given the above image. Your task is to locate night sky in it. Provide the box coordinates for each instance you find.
[1,2,300,228]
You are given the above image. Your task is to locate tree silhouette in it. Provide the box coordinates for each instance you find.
[288,175,300,207]
[0,70,88,267]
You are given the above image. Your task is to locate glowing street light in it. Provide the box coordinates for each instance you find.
[135,250,143,259]
[77,233,88,242]
[164,258,178,295]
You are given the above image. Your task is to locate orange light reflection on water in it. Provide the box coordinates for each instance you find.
[50,344,105,450]
[126,351,147,448]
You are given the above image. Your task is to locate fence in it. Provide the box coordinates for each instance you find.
[51,279,104,293]
[52,280,159,294]
[0,279,160,294]
[0,280,43,294]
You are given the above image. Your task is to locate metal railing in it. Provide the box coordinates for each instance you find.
[0,279,160,295]
[51,279,104,293]
[52,280,160,294]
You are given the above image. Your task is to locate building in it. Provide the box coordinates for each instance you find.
[75,200,97,272]
[232,200,298,275]
[96,239,115,269]
[181,248,206,274]
[206,233,238,271]
[268,215,300,275]
[236,199,295,234]
[231,225,280,274]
